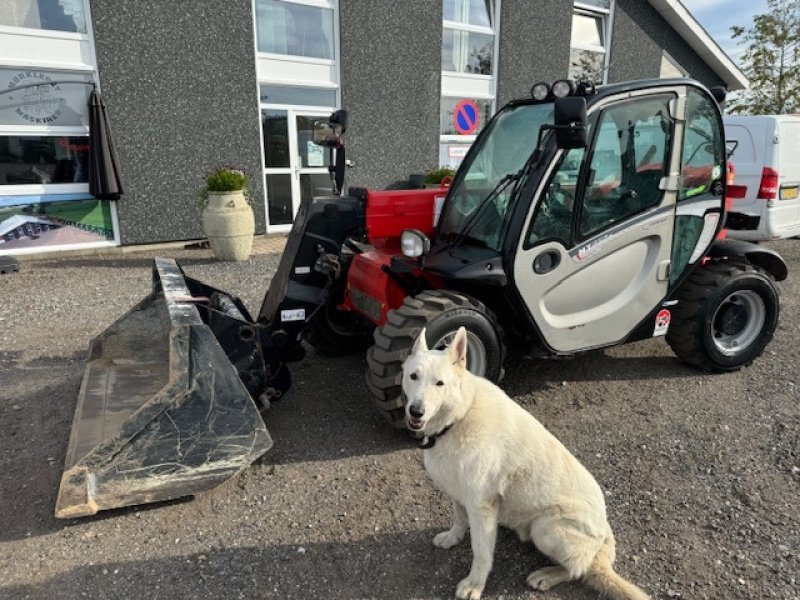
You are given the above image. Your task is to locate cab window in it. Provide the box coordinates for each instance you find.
[578,95,674,239]
[679,89,724,200]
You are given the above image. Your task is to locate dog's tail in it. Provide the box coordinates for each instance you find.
[584,538,649,600]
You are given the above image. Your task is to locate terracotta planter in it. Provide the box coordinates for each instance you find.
[201,190,255,261]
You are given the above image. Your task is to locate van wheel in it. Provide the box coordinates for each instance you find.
[666,259,780,372]
[365,290,505,429]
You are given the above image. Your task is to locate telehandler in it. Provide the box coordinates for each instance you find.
[56,78,786,518]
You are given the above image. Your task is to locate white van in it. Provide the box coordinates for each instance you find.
[723,115,800,241]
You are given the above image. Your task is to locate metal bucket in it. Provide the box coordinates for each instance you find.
[55,258,272,519]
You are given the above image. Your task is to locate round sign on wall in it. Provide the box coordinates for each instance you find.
[453,99,480,135]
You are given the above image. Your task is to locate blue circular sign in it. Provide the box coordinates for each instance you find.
[453,99,480,135]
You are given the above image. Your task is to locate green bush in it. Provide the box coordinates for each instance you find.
[423,166,456,184]
[199,167,250,207]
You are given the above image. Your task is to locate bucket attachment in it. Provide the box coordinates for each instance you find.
[56,258,273,519]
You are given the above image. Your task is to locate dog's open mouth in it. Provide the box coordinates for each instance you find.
[407,416,425,431]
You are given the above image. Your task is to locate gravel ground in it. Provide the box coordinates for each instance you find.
[0,241,798,600]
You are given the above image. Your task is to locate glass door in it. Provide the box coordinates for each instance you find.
[293,112,335,214]
[261,108,335,232]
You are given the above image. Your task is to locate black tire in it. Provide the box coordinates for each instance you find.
[303,280,371,356]
[666,259,780,372]
[365,290,505,428]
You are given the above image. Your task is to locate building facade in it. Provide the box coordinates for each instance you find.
[0,0,747,253]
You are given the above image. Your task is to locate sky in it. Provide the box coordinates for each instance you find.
[681,0,770,66]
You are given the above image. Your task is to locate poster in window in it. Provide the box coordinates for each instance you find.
[307,141,325,167]
[0,197,115,251]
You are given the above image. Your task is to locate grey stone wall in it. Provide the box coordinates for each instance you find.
[497,0,573,107]
[339,1,441,189]
[90,0,265,245]
[610,0,726,89]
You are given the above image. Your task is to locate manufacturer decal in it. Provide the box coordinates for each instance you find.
[653,309,671,337]
[294,266,311,275]
[280,308,306,322]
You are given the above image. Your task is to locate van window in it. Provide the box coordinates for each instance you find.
[778,121,800,177]
[680,89,724,201]
[725,124,757,165]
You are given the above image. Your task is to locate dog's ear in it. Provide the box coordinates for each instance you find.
[412,328,428,354]
[448,326,468,370]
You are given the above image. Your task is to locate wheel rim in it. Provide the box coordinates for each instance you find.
[711,290,766,356]
[431,329,488,377]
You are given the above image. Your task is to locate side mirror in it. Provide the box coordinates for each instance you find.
[313,120,341,147]
[313,109,348,147]
[553,97,587,149]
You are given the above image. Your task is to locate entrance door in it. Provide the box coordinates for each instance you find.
[262,109,335,232]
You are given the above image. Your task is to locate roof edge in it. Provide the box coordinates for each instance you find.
[645,0,749,91]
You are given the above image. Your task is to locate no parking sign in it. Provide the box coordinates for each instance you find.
[453,99,480,135]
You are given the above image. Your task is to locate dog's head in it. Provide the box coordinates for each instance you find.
[401,326,468,433]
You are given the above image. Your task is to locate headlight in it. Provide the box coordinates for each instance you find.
[401,229,431,258]
[552,79,577,98]
[530,82,550,101]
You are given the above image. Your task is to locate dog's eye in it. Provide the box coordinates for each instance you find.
[436,380,445,387]
[410,373,418,381]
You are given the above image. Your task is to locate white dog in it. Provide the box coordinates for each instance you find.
[402,326,649,600]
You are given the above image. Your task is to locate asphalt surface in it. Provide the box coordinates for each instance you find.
[0,241,798,600]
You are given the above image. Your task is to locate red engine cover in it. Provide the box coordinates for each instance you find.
[365,186,448,247]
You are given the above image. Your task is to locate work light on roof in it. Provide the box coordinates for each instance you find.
[531,82,550,101]
[552,79,577,98]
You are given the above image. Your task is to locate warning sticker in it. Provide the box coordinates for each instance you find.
[653,309,671,337]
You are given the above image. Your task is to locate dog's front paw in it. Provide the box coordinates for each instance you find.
[455,577,484,600]
[433,529,463,549]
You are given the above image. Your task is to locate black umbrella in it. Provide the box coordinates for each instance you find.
[88,87,123,200]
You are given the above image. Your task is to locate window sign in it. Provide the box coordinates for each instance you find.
[255,0,335,60]
[306,141,324,167]
[0,0,87,34]
[440,97,492,136]
[0,196,115,251]
[0,69,92,127]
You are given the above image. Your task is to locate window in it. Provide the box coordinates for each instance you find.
[440,1,499,168]
[442,0,495,75]
[569,1,613,84]
[259,84,336,107]
[528,148,585,247]
[255,0,335,60]
[579,96,673,238]
[0,136,89,185]
[0,0,87,34]
[680,89,723,201]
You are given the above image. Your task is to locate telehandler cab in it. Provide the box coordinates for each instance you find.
[57,78,787,518]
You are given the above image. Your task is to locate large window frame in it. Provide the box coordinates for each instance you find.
[0,0,121,254]
[440,0,501,167]
[569,0,615,85]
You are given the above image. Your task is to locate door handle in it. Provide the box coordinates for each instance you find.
[533,250,561,274]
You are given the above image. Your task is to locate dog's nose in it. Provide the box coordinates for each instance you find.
[408,404,425,418]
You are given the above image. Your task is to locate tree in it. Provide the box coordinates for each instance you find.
[728,0,800,114]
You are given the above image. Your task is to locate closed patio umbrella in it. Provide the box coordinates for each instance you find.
[88,87,123,200]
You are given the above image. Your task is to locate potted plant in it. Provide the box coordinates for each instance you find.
[199,166,255,261]
[423,166,455,189]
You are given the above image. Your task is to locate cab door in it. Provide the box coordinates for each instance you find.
[513,91,682,353]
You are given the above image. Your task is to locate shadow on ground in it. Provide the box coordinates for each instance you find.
[1,528,598,600]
